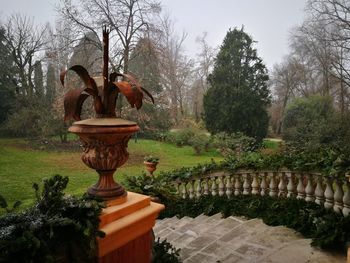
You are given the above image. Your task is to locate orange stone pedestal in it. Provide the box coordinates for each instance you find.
[97,192,165,263]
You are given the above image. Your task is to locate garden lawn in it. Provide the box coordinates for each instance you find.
[0,138,223,209]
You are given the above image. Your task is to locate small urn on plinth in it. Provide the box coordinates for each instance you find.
[143,156,159,176]
[61,27,153,204]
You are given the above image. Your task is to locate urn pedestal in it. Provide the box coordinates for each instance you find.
[69,118,139,203]
[97,192,164,263]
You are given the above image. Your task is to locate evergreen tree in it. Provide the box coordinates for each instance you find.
[46,62,56,106]
[203,28,270,140]
[34,61,44,97]
[0,26,16,125]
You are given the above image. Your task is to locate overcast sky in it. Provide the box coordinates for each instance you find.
[0,0,307,70]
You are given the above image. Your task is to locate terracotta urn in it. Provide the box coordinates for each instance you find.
[144,161,158,176]
[61,28,153,204]
[69,118,139,202]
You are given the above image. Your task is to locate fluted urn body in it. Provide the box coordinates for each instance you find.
[143,161,158,176]
[69,118,139,202]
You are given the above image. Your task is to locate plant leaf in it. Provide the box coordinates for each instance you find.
[140,86,154,104]
[112,81,144,109]
[109,72,154,105]
[64,88,89,121]
[61,65,98,96]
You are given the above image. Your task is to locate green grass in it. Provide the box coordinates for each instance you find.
[0,138,223,209]
[263,138,281,150]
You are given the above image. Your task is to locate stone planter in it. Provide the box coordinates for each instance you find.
[69,118,139,203]
[144,161,158,176]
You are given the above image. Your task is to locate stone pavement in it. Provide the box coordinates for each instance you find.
[154,214,346,263]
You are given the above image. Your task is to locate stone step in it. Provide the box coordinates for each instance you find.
[154,214,346,263]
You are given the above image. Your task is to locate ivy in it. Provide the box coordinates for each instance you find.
[152,238,181,263]
[0,175,105,263]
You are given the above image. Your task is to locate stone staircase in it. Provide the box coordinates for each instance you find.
[154,214,346,263]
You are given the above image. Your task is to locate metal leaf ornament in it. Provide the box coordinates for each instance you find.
[61,27,154,121]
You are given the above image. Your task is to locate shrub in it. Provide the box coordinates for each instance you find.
[188,133,210,155]
[164,129,197,147]
[152,238,181,263]
[212,132,259,156]
[282,96,335,151]
[0,175,104,263]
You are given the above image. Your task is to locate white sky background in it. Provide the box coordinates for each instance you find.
[0,0,307,70]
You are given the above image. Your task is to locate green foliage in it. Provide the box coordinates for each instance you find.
[165,129,196,147]
[152,238,181,263]
[0,26,17,126]
[3,102,45,137]
[203,27,270,141]
[188,133,210,155]
[126,173,176,200]
[3,102,56,138]
[281,96,350,175]
[0,175,104,262]
[212,132,259,156]
[282,96,335,150]
[147,147,349,183]
[144,155,160,163]
[159,195,350,251]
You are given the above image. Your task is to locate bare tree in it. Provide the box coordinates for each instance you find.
[303,0,350,111]
[269,56,300,134]
[191,32,216,122]
[157,15,193,124]
[3,14,48,98]
[58,0,161,73]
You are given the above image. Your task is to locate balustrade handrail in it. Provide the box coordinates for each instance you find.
[172,169,350,217]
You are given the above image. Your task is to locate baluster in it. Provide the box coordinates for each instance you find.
[234,174,242,196]
[315,175,325,205]
[305,174,315,202]
[196,179,202,198]
[286,172,295,198]
[333,179,344,213]
[324,177,334,210]
[225,175,233,198]
[269,172,277,197]
[203,178,209,196]
[243,173,251,195]
[218,176,225,197]
[342,181,350,217]
[260,172,268,196]
[296,174,306,199]
[251,173,259,195]
[182,182,187,199]
[188,180,195,199]
[278,172,287,197]
[211,177,218,196]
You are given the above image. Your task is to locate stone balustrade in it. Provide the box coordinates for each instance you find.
[174,170,350,217]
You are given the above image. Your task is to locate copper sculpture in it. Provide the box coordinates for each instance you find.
[61,27,153,203]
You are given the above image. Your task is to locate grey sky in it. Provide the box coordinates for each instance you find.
[0,0,307,69]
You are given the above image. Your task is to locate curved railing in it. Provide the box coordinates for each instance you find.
[173,170,350,217]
